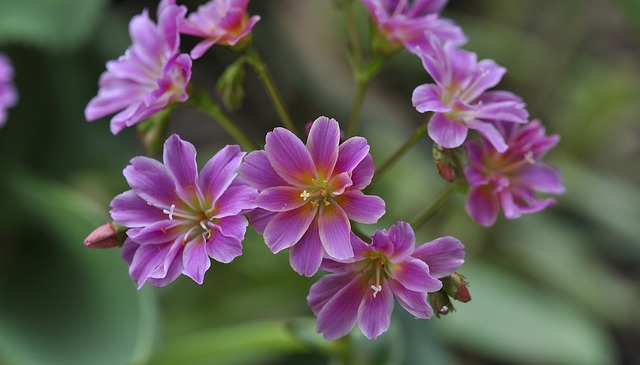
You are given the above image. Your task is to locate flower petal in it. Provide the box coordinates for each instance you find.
[206,226,243,263]
[289,220,324,276]
[389,280,433,318]
[385,221,415,259]
[315,274,368,340]
[263,205,317,253]
[307,116,340,178]
[182,238,210,284]
[123,156,177,208]
[256,186,308,212]
[428,112,468,148]
[515,164,565,195]
[127,241,173,289]
[163,134,200,203]
[357,278,394,339]
[334,137,370,176]
[110,190,168,227]
[465,185,499,227]
[126,220,182,245]
[412,84,451,113]
[335,191,385,224]
[265,127,317,186]
[240,150,288,190]
[466,119,508,153]
[350,154,375,190]
[389,257,442,293]
[412,236,465,278]
[318,203,353,260]
[307,272,356,315]
[199,144,245,203]
[248,208,276,234]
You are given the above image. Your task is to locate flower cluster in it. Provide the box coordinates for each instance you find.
[83,0,565,343]
[0,53,18,127]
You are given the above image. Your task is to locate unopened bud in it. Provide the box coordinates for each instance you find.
[84,222,127,248]
[428,290,454,318]
[442,272,471,303]
[432,144,466,184]
[216,58,246,111]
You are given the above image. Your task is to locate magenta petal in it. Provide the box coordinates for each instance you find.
[128,242,172,289]
[336,191,385,224]
[147,248,183,287]
[390,257,442,293]
[126,220,181,245]
[466,120,508,153]
[385,221,415,259]
[428,112,468,148]
[357,278,394,339]
[257,186,308,212]
[190,38,218,59]
[412,84,451,113]
[110,190,168,226]
[389,280,433,319]
[123,157,177,208]
[265,127,317,186]
[315,275,368,340]
[497,190,520,219]
[464,166,490,186]
[206,227,243,263]
[214,214,248,239]
[412,236,464,278]
[307,116,340,178]
[334,137,370,176]
[318,203,353,260]
[289,220,324,276]
[350,154,375,190]
[516,165,565,194]
[163,134,200,202]
[263,205,317,253]
[182,239,210,284]
[240,150,288,190]
[215,183,257,217]
[248,208,276,234]
[199,144,245,203]
[307,272,356,315]
[465,186,499,227]
[148,238,183,280]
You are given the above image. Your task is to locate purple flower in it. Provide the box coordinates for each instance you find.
[85,0,192,134]
[110,134,257,288]
[239,116,386,276]
[180,0,260,59]
[412,39,528,152]
[360,0,466,54]
[0,53,18,126]
[307,221,465,340]
[464,120,565,227]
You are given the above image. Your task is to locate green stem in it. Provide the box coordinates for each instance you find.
[245,48,299,135]
[345,76,369,138]
[410,186,456,229]
[190,88,257,151]
[372,121,429,185]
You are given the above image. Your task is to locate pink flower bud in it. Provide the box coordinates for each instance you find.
[84,223,126,249]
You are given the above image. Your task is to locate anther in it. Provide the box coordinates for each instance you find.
[524,151,535,164]
[300,190,311,201]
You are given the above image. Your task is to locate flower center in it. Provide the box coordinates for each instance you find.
[299,178,332,207]
[162,203,217,244]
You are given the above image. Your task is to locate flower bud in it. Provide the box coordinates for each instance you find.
[428,290,454,318]
[442,272,471,303]
[216,58,246,111]
[84,222,127,248]
[432,144,466,184]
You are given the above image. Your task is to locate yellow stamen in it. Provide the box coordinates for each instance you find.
[300,190,311,201]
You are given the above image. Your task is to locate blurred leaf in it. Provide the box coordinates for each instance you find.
[616,0,640,34]
[0,0,108,51]
[434,261,617,365]
[0,168,157,365]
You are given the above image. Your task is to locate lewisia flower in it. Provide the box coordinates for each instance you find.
[464,120,565,227]
[85,0,192,134]
[412,39,528,152]
[180,0,261,59]
[360,0,466,54]
[0,53,18,126]
[240,116,385,276]
[307,221,465,340]
[110,134,257,288]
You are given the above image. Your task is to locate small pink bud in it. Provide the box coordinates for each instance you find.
[442,272,471,303]
[84,222,126,248]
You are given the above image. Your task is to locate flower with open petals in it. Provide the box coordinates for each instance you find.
[180,0,260,59]
[464,120,565,226]
[110,134,257,288]
[85,0,192,134]
[0,53,18,126]
[240,116,386,276]
[412,39,528,152]
[307,221,464,340]
[360,0,466,54]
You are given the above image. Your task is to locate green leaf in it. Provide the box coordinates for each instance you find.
[0,0,108,51]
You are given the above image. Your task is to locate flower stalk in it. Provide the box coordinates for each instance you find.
[410,185,456,229]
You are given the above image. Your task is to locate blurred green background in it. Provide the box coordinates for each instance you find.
[0,0,639,364]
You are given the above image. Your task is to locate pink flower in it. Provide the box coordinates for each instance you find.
[239,117,386,276]
[0,53,18,126]
[412,39,528,151]
[110,134,257,288]
[180,0,260,59]
[307,221,465,340]
[464,120,565,226]
[360,0,466,54]
[84,0,192,134]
